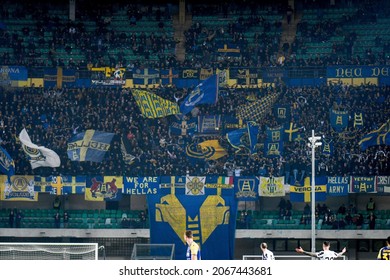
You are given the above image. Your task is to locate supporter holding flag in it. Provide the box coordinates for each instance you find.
[180,74,219,115]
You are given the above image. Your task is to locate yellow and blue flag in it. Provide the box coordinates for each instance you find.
[85,176,123,201]
[289,176,327,203]
[198,139,227,160]
[132,89,180,118]
[67,130,115,162]
[359,119,390,151]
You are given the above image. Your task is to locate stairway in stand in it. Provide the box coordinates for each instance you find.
[172,13,192,63]
[278,11,302,58]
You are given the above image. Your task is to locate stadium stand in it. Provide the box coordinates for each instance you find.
[0,0,389,260]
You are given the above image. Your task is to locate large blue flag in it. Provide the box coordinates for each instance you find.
[180,74,218,114]
[0,146,15,178]
[359,119,390,151]
[67,130,115,162]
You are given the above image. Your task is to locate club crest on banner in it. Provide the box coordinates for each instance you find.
[4,176,36,201]
[185,176,205,195]
[235,178,257,200]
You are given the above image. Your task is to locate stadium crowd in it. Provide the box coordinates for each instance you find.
[0,0,389,180]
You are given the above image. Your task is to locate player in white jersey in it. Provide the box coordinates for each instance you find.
[260,242,275,260]
[295,241,346,260]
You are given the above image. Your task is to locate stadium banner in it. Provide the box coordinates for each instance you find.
[326,176,349,196]
[230,68,259,85]
[43,67,76,88]
[259,176,285,197]
[132,68,160,86]
[34,176,58,194]
[90,67,126,86]
[160,68,179,86]
[0,146,15,178]
[376,176,390,193]
[0,66,28,81]
[67,130,115,162]
[0,175,37,201]
[326,66,390,78]
[199,68,213,80]
[159,176,186,188]
[61,175,86,195]
[185,176,206,195]
[197,115,221,134]
[147,182,237,260]
[123,176,159,195]
[205,176,233,188]
[234,176,259,201]
[350,176,376,193]
[329,108,349,132]
[289,176,327,203]
[85,176,123,201]
[262,68,288,83]
[131,89,180,118]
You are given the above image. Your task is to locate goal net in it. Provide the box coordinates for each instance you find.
[131,244,175,260]
[0,243,99,260]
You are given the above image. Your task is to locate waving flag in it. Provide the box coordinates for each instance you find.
[359,119,390,151]
[180,74,218,114]
[198,140,228,160]
[0,146,15,178]
[19,128,61,169]
[132,89,180,118]
[67,130,115,162]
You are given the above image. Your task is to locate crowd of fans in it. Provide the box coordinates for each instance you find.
[0,81,389,179]
[0,1,389,179]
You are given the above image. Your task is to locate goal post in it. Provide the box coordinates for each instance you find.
[0,243,99,260]
[131,244,175,260]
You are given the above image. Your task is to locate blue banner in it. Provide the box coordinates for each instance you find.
[350,176,376,193]
[132,68,160,85]
[330,109,349,132]
[289,176,327,203]
[326,176,349,196]
[124,176,159,195]
[160,68,179,85]
[0,66,28,80]
[234,176,259,201]
[67,130,115,162]
[147,184,237,260]
[169,116,197,136]
[326,66,390,78]
[0,146,15,178]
